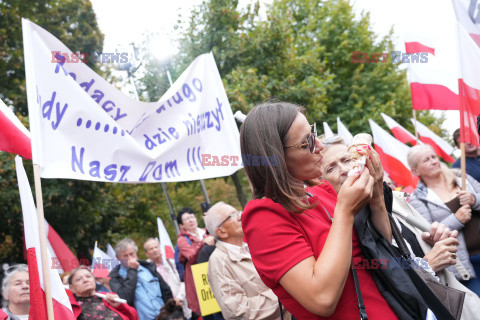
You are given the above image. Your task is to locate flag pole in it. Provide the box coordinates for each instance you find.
[412,109,419,141]
[460,143,467,190]
[458,80,467,190]
[33,164,55,320]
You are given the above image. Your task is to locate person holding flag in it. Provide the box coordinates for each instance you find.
[408,144,480,294]
[67,265,138,320]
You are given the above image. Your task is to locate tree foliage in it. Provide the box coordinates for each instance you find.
[0,0,104,115]
[175,0,441,135]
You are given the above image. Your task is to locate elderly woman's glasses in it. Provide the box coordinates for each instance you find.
[285,123,317,154]
[217,211,241,229]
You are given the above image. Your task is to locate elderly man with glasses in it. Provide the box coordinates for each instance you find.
[109,238,173,320]
[205,202,289,320]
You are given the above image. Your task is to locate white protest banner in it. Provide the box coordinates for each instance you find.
[23,19,242,183]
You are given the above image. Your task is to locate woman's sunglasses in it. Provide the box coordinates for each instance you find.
[284,123,317,154]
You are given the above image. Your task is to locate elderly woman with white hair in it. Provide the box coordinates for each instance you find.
[408,143,480,294]
[1,264,29,320]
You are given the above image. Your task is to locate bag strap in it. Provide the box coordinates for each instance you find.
[351,261,369,320]
[387,213,455,320]
[388,212,411,260]
[184,235,192,245]
[321,203,368,320]
[279,299,284,320]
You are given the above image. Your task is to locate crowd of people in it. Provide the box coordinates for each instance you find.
[3,100,480,320]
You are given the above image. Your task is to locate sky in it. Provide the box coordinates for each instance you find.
[89,0,461,138]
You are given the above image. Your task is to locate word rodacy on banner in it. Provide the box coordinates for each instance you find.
[22,19,242,183]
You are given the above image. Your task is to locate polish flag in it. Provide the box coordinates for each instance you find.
[369,120,419,188]
[381,113,417,146]
[157,217,175,260]
[451,0,480,48]
[323,122,334,138]
[411,118,456,163]
[337,118,353,145]
[0,99,32,159]
[92,242,119,278]
[15,156,75,320]
[403,0,480,144]
[403,0,460,111]
[456,24,480,147]
[46,221,79,273]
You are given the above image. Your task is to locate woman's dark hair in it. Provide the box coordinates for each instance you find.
[240,101,316,213]
[155,298,185,320]
[176,207,195,225]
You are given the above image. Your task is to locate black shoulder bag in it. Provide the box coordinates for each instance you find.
[388,213,465,320]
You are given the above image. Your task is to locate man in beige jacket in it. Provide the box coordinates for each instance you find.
[205,202,288,320]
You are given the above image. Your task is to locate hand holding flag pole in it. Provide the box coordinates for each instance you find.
[94,292,127,304]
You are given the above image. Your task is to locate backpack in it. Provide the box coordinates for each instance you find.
[174,235,191,282]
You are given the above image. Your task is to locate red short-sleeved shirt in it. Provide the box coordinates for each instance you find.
[241,181,398,320]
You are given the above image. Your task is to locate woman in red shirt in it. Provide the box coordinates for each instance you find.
[240,101,400,320]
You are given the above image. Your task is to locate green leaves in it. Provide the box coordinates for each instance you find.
[0,0,104,115]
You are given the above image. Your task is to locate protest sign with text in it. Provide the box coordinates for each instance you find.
[23,19,242,183]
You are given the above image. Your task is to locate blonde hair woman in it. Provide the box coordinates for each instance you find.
[408,144,480,294]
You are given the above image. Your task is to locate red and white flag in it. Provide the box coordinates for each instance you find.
[157,217,175,260]
[323,122,334,138]
[0,99,32,159]
[337,118,353,144]
[369,120,419,188]
[92,242,119,278]
[451,0,480,48]
[15,156,75,320]
[403,1,480,146]
[381,113,417,146]
[411,118,455,163]
[403,0,460,111]
[456,23,480,147]
[46,221,79,273]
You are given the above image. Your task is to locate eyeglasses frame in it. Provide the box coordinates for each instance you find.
[284,123,317,154]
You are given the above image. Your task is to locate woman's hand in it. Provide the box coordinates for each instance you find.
[105,293,121,308]
[336,168,374,218]
[365,147,384,185]
[423,237,459,273]
[455,204,472,224]
[457,190,476,207]
[421,221,458,246]
[365,148,387,205]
